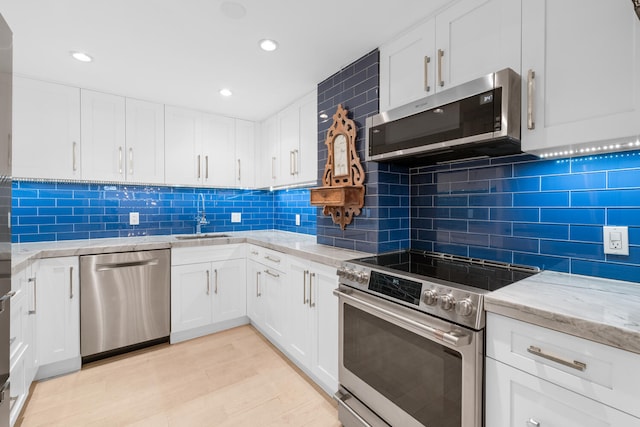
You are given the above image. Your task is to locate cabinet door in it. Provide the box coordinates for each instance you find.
[246,260,265,328]
[435,0,521,90]
[170,263,212,333]
[379,18,435,111]
[12,77,81,180]
[202,113,235,187]
[125,98,165,184]
[36,257,79,366]
[278,103,300,186]
[486,358,640,427]
[81,90,126,182]
[165,106,202,186]
[235,119,256,188]
[262,267,285,344]
[286,257,312,366]
[257,115,279,188]
[212,258,246,323]
[297,90,318,184]
[310,261,339,394]
[521,0,640,154]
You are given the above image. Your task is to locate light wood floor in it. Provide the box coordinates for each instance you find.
[17,326,341,427]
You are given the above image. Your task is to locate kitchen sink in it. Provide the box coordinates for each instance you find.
[174,233,231,240]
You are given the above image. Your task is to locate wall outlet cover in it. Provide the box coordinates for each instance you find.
[295,214,301,226]
[129,212,140,226]
[231,212,241,223]
[603,226,629,255]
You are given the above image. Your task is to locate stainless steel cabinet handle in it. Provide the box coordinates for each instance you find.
[527,69,536,130]
[250,250,259,256]
[303,270,309,304]
[294,149,299,175]
[237,159,241,181]
[205,155,209,179]
[256,271,261,297]
[437,49,445,87]
[128,147,133,175]
[197,155,201,179]
[69,266,74,299]
[264,269,279,278]
[526,419,540,427]
[290,150,295,176]
[424,56,431,92]
[28,277,37,314]
[271,157,276,180]
[206,270,210,295]
[72,141,78,172]
[264,255,280,263]
[527,345,587,371]
[214,269,218,294]
[309,272,316,307]
[334,288,472,347]
[0,290,17,314]
[118,146,123,174]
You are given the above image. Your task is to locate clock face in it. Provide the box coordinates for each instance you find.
[333,134,348,177]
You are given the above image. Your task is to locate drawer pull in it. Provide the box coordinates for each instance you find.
[527,345,587,371]
[264,255,280,263]
[526,419,540,427]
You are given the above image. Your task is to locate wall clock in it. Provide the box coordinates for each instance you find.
[310,104,365,230]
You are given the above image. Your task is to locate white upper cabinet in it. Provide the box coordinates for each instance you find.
[521,0,640,156]
[80,90,126,182]
[164,105,204,186]
[125,98,165,184]
[379,0,521,112]
[165,105,250,188]
[13,77,81,180]
[258,88,317,188]
[235,119,256,188]
[202,113,235,187]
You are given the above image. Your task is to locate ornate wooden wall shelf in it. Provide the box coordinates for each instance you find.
[310,104,365,230]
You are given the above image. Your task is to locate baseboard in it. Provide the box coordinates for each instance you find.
[170,316,250,344]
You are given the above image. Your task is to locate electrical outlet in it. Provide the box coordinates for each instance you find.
[603,226,629,255]
[129,212,140,226]
[231,212,241,223]
[295,214,301,226]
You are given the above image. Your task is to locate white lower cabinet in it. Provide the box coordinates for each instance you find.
[35,257,80,380]
[171,245,247,342]
[486,313,640,426]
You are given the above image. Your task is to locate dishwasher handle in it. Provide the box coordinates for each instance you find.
[95,259,159,271]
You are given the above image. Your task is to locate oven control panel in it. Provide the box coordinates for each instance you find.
[337,263,484,329]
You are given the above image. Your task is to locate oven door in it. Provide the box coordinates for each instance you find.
[334,286,483,427]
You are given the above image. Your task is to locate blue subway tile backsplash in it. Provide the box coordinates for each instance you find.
[411,150,640,282]
[11,182,316,243]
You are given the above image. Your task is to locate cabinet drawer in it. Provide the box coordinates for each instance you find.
[250,246,287,271]
[9,290,25,361]
[487,313,640,418]
[486,358,640,427]
[172,244,245,265]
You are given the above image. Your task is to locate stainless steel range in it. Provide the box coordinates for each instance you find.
[334,250,539,427]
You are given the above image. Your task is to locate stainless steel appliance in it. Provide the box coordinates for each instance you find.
[334,251,539,427]
[80,249,170,362]
[366,68,521,165]
[0,14,11,427]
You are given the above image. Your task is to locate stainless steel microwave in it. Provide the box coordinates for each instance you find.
[366,68,521,164]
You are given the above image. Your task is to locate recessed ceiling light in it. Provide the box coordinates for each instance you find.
[259,39,279,52]
[219,88,233,97]
[70,51,93,62]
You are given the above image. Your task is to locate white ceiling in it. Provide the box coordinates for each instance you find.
[0,0,452,121]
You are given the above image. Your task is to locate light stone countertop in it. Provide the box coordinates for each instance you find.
[485,270,640,355]
[11,230,371,274]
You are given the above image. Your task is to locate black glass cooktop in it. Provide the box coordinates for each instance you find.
[354,250,539,292]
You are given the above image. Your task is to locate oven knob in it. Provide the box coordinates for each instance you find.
[336,267,346,277]
[346,269,356,281]
[455,298,474,317]
[356,271,369,284]
[422,289,438,305]
[439,294,456,311]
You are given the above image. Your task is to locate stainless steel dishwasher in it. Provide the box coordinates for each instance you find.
[80,249,170,361]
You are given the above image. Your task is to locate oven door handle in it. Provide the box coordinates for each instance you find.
[334,288,471,347]
[335,390,374,427]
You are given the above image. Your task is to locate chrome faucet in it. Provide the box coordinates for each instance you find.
[195,193,209,234]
